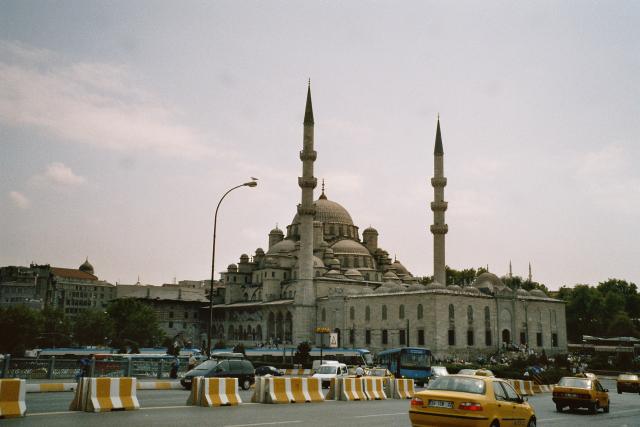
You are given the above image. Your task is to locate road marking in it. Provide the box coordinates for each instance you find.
[224,421,302,427]
[353,412,407,418]
[140,405,190,410]
[29,411,79,417]
[539,408,640,422]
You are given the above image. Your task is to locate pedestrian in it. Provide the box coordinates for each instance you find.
[170,356,180,379]
[355,365,365,377]
[188,354,197,371]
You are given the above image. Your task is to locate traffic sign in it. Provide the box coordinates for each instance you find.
[329,332,338,348]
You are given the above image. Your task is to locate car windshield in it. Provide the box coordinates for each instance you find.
[369,369,387,377]
[558,377,591,389]
[432,367,448,375]
[400,351,429,369]
[192,360,218,371]
[428,376,486,395]
[316,366,337,374]
[458,369,476,375]
[619,374,638,381]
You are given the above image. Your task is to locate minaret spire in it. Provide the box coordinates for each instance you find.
[528,262,532,282]
[430,115,448,285]
[509,260,513,278]
[304,79,314,125]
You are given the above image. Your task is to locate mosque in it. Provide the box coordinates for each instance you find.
[211,85,567,359]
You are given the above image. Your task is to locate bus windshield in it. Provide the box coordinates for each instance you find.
[400,350,430,369]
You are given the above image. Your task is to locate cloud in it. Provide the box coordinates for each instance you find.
[32,162,86,188]
[0,40,212,158]
[9,191,30,209]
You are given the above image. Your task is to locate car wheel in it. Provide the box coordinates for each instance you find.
[527,417,536,427]
[490,421,499,427]
[617,389,621,394]
[242,379,251,390]
[555,403,563,412]
[590,401,599,414]
[604,403,610,413]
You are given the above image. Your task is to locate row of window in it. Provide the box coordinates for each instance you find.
[167,311,197,319]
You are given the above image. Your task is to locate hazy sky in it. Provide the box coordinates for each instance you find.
[1,1,638,290]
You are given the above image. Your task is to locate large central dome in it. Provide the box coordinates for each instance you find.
[291,195,354,226]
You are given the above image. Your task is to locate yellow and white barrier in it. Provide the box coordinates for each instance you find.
[363,377,387,400]
[69,377,139,412]
[340,378,367,401]
[199,378,241,406]
[393,379,415,399]
[0,379,26,418]
[186,377,204,406]
[136,381,182,390]
[533,384,553,393]
[264,377,324,404]
[26,382,76,393]
[508,380,535,396]
[251,376,267,403]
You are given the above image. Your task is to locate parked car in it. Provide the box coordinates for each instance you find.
[430,366,449,380]
[180,359,255,390]
[616,373,640,394]
[552,376,610,413]
[409,374,536,427]
[255,366,282,377]
[312,363,349,388]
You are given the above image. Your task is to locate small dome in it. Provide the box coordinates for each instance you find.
[497,287,514,296]
[473,273,504,288]
[530,289,547,298]
[375,285,391,293]
[407,283,425,292]
[464,287,481,295]
[447,284,462,292]
[79,258,94,275]
[227,264,238,272]
[344,269,363,280]
[313,256,326,268]
[325,269,343,278]
[383,271,400,280]
[363,226,378,234]
[386,283,405,293]
[425,281,446,290]
[255,248,265,255]
[331,240,371,256]
[269,227,284,235]
[391,260,410,276]
[240,254,249,262]
[267,239,296,255]
[516,288,530,296]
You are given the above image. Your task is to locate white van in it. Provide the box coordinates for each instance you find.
[312,362,349,388]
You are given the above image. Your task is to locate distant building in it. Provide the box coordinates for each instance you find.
[0,259,115,315]
[116,284,208,347]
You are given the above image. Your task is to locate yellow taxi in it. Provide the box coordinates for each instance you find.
[366,367,394,379]
[552,376,609,413]
[616,373,640,394]
[409,375,536,427]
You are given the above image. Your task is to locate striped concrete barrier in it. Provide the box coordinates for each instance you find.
[508,380,535,396]
[340,378,367,401]
[69,377,139,412]
[533,384,553,393]
[200,378,241,406]
[363,377,387,400]
[136,381,182,390]
[0,379,26,419]
[251,376,267,403]
[393,379,415,399]
[265,377,324,404]
[26,383,76,393]
[186,377,204,406]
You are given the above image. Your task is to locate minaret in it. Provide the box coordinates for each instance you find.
[528,262,532,282]
[509,261,513,278]
[293,81,318,343]
[430,116,448,285]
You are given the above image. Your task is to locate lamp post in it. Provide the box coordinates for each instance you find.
[207,179,258,357]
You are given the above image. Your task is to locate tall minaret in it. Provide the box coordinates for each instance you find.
[293,81,317,343]
[528,262,532,282]
[430,116,448,285]
[509,261,513,278]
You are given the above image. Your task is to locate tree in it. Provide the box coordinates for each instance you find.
[0,306,43,355]
[294,341,311,367]
[607,312,638,338]
[40,307,73,348]
[73,309,113,346]
[106,298,165,349]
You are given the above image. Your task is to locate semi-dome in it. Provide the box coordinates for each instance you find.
[473,272,504,288]
[291,196,354,226]
[425,281,446,290]
[331,239,371,256]
[267,239,296,255]
[516,288,530,297]
[344,269,363,280]
[447,284,462,292]
[407,283,425,292]
[383,271,400,280]
[324,269,344,278]
[391,260,411,276]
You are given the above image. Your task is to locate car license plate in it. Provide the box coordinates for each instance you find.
[566,393,577,398]
[429,400,453,408]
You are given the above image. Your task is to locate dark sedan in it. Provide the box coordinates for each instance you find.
[255,366,282,376]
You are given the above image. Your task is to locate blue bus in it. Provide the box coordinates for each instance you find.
[376,347,432,386]
[243,347,373,368]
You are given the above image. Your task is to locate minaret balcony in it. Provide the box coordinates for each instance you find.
[430,201,448,212]
[298,177,318,189]
[299,150,317,161]
[430,224,449,235]
[297,204,316,216]
[431,177,447,187]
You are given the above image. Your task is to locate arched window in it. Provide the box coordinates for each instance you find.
[321,308,326,322]
[243,293,248,301]
[350,306,355,320]
[228,325,234,340]
[285,312,293,343]
[365,306,370,321]
[256,324,263,342]
[399,304,405,319]
[448,304,455,323]
[382,305,387,320]
[484,306,490,328]
[417,304,423,319]
[467,306,473,326]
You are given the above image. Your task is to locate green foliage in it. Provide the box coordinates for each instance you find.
[40,307,73,347]
[607,312,638,337]
[106,298,165,348]
[294,341,312,367]
[0,305,43,355]
[73,309,113,346]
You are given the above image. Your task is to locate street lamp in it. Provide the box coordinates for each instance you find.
[207,179,258,357]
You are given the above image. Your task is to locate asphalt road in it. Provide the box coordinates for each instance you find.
[10,379,640,426]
